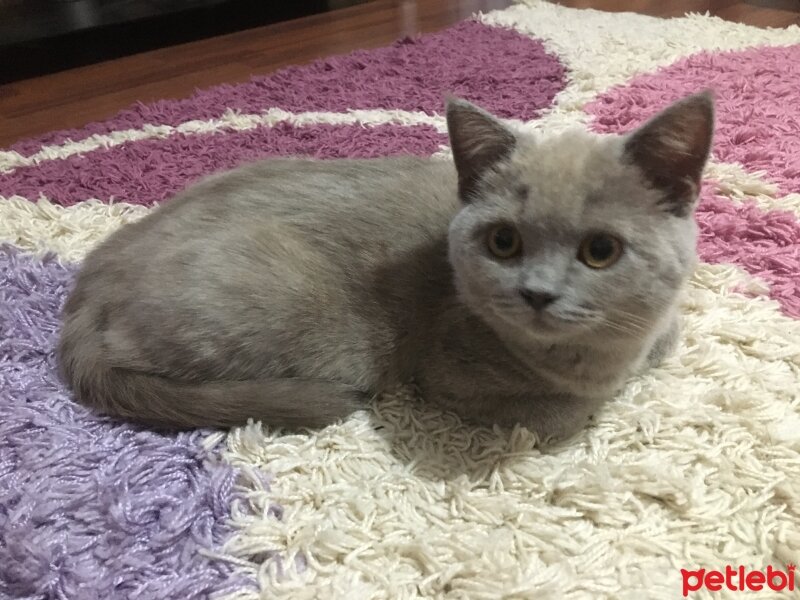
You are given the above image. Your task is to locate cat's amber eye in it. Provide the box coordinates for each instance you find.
[487,225,522,259]
[578,234,623,269]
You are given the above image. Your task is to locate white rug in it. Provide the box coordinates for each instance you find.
[2,1,799,598]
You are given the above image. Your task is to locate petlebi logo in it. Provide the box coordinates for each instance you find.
[681,564,796,596]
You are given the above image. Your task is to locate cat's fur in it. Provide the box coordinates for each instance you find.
[59,93,713,441]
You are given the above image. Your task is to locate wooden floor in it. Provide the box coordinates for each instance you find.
[1,0,798,147]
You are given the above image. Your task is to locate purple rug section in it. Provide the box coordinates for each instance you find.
[0,246,251,599]
[1,123,445,206]
[696,191,800,318]
[8,20,565,157]
[585,44,800,195]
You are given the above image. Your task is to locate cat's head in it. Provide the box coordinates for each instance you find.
[446,93,713,345]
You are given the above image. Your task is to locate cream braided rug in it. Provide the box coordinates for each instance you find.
[2,1,799,598]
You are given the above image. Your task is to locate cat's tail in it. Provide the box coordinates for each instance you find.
[58,323,366,430]
[74,368,366,429]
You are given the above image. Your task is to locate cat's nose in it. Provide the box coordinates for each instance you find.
[519,289,558,311]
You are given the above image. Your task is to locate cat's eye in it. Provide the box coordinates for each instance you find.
[578,234,623,269]
[487,225,522,259]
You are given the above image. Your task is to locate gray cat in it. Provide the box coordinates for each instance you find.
[59,92,713,442]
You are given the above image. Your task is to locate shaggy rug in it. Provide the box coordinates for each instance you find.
[2,1,799,598]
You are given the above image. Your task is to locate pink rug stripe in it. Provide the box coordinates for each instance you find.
[7,21,565,158]
[0,123,445,206]
[586,44,800,195]
[697,190,800,317]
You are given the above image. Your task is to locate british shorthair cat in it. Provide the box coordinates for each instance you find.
[59,92,713,442]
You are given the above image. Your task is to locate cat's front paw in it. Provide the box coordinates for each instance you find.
[508,394,606,446]
[645,317,680,368]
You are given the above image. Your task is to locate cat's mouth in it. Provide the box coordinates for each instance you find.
[526,309,578,336]
[489,300,588,339]
[484,292,600,339]
[530,310,561,329]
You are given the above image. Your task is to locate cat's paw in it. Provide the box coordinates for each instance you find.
[645,316,680,368]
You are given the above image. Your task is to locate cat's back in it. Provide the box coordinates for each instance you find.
[82,156,458,288]
[174,156,452,216]
[97,156,455,269]
[193,156,458,251]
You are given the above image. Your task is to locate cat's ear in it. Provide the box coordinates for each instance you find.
[446,98,516,202]
[624,91,714,217]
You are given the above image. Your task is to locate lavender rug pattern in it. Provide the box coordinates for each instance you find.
[2,2,800,598]
[0,248,246,599]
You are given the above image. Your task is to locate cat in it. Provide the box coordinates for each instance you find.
[58,92,713,442]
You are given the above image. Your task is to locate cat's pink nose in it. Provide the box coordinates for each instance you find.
[519,289,557,311]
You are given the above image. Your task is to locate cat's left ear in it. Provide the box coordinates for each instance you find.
[624,91,714,217]
[446,98,516,202]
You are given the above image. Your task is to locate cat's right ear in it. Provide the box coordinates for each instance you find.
[623,91,714,217]
[446,98,516,202]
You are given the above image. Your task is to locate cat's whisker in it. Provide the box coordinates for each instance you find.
[609,311,655,330]
[601,320,647,337]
